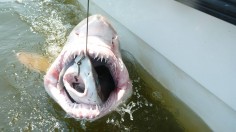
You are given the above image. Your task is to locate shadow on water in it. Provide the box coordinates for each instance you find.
[0,0,210,131]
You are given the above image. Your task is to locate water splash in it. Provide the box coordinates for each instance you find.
[105,75,153,130]
[15,0,85,58]
[116,101,137,121]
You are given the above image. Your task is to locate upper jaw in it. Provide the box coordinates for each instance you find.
[62,36,120,84]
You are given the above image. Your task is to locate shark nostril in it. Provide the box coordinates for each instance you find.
[72,83,85,93]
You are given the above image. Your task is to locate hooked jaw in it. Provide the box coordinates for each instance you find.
[44,14,132,120]
[44,37,132,120]
[62,55,103,105]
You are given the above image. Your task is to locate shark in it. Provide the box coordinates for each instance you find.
[17,15,132,120]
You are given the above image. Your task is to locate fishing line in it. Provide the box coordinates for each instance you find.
[85,0,89,56]
[76,0,89,75]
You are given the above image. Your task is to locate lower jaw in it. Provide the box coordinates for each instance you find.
[70,91,118,120]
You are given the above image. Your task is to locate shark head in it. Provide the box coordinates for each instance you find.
[44,15,132,120]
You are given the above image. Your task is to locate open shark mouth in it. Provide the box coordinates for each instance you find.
[45,42,131,119]
[61,39,119,102]
[66,58,115,103]
[62,43,119,105]
[44,15,132,120]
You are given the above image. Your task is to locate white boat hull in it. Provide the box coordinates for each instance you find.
[79,0,236,131]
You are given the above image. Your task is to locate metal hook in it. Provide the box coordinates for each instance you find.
[76,54,85,75]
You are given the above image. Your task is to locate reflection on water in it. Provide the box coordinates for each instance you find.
[0,0,209,131]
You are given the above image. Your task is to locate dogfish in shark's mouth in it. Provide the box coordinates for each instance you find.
[43,15,132,120]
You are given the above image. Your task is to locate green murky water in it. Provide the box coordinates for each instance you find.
[0,0,210,131]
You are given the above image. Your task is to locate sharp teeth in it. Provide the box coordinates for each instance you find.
[105,58,108,63]
[77,51,80,56]
[105,55,109,63]
[95,52,99,58]
[89,115,94,119]
[101,56,103,62]
[96,105,98,110]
